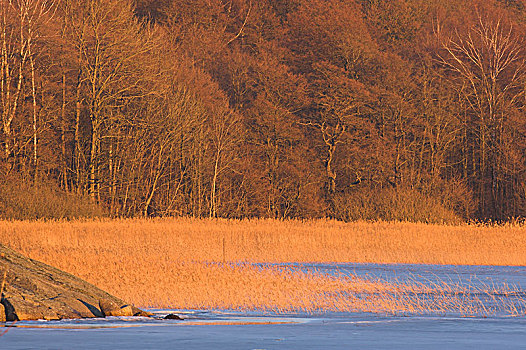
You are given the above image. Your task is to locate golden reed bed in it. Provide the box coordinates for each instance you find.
[0,218,525,315]
[2,218,524,265]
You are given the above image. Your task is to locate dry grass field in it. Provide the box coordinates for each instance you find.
[0,218,525,315]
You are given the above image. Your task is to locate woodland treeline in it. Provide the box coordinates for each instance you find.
[1,0,526,221]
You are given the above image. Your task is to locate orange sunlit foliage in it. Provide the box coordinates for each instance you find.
[2,0,526,222]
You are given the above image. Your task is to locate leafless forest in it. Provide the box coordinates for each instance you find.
[1,0,526,221]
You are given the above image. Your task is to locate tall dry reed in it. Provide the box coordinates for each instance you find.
[1,218,525,265]
[0,218,524,315]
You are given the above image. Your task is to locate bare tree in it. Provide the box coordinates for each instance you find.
[64,0,156,200]
[26,0,56,181]
[300,64,369,197]
[1,0,28,163]
[209,109,239,218]
[436,14,526,217]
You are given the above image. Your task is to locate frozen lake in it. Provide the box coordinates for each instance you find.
[2,263,526,349]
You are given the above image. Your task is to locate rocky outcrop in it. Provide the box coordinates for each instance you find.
[0,244,151,321]
[99,298,135,317]
[0,303,5,322]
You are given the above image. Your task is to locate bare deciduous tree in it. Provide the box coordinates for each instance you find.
[436,14,526,217]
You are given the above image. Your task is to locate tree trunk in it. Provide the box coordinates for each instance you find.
[29,47,38,183]
[61,71,69,191]
[326,145,336,194]
[74,66,83,194]
[210,148,221,218]
[89,119,98,200]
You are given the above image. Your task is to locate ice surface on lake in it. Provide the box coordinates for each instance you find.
[1,263,526,350]
[284,262,526,287]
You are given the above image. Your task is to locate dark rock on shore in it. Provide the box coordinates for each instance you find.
[0,244,151,321]
[164,313,183,320]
